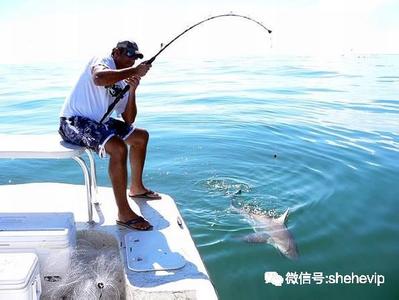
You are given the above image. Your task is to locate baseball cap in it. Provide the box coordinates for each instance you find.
[116,40,144,59]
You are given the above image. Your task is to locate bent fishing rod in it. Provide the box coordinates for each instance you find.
[100,13,272,123]
[146,13,272,64]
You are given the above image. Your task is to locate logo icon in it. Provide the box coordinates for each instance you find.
[264,272,284,287]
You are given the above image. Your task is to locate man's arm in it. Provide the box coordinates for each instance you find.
[122,76,140,124]
[92,63,150,86]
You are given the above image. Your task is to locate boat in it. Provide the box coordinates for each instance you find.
[0,134,218,299]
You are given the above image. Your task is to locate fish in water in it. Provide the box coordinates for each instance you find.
[234,205,299,260]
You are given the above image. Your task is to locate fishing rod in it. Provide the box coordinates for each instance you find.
[146,13,272,65]
[100,13,272,123]
[99,85,130,123]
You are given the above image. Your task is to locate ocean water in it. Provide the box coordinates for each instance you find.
[0,55,398,299]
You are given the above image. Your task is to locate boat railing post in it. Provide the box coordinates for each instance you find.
[72,156,94,224]
[85,149,98,204]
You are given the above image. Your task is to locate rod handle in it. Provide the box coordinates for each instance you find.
[145,56,156,65]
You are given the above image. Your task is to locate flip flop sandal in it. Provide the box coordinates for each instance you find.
[129,190,162,200]
[116,216,153,231]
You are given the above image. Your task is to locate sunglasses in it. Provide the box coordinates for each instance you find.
[122,49,139,59]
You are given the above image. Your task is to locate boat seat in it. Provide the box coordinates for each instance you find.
[0,134,98,223]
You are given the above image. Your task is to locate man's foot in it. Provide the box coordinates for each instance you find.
[129,189,161,200]
[117,212,152,230]
[116,216,152,231]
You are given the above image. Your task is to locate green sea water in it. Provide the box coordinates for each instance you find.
[0,55,398,299]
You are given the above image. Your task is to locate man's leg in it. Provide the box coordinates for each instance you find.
[125,128,149,195]
[105,136,150,229]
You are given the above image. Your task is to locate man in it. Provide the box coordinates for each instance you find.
[59,40,160,231]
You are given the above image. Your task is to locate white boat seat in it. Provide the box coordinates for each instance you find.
[0,134,97,223]
[0,134,85,159]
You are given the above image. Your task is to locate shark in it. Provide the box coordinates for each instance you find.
[233,203,299,260]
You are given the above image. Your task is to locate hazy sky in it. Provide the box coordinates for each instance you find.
[0,0,398,63]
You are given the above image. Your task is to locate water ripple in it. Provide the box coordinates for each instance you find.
[1,55,399,300]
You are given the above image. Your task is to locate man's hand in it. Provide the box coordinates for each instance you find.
[125,76,141,92]
[134,62,152,77]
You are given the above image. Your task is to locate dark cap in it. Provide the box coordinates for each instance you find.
[116,40,144,59]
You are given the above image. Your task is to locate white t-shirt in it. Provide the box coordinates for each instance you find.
[60,55,129,122]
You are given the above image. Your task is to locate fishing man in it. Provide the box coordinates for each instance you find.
[59,40,160,231]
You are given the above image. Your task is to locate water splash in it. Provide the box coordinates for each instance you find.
[202,177,251,196]
[201,176,281,218]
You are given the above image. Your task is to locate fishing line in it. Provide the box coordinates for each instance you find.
[146,13,272,64]
[100,13,272,123]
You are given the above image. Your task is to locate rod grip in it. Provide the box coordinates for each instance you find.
[145,57,156,65]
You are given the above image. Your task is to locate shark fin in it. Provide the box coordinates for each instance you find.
[275,208,289,225]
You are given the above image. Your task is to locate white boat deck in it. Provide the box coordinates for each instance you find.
[0,135,218,299]
[0,183,218,299]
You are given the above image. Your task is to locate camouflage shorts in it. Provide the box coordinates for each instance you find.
[59,116,135,158]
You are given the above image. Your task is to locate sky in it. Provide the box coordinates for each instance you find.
[0,0,398,63]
